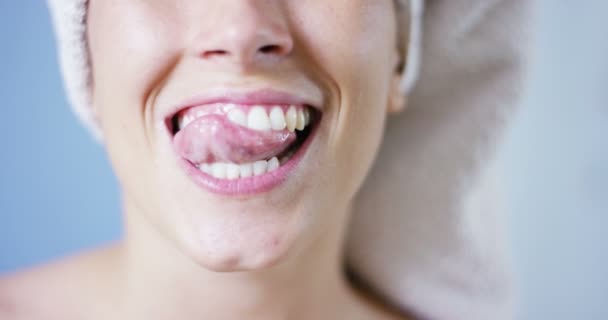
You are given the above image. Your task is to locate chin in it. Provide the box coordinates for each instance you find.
[175,204,304,272]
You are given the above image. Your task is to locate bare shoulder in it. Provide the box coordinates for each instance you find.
[0,244,122,320]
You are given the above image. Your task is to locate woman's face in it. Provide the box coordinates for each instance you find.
[87,0,402,270]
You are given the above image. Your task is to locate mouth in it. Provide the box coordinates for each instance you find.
[166,89,323,195]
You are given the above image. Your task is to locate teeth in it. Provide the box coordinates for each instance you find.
[225,163,240,180]
[247,106,272,131]
[227,109,247,127]
[268,157,279,172]
[304,108,310,126]
[179,105,313,133]
[239,163,253,178]
[211,163,227,179]
[253,160,268,176]
[179,114,195,130]
[269,107,287,130]
[198,156,287,180]
[286,106,297,132]
[296,109,306,131]
[200,163,211,174]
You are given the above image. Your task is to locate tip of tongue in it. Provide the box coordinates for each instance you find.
[173,114,297,165]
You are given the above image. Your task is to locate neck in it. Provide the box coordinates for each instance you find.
[117,199,357,320]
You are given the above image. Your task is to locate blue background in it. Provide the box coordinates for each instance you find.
[1,2,606,319]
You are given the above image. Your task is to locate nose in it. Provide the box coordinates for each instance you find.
[190,1,294,68]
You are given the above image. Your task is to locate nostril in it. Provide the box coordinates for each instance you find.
[259,45,282,55]
[202,49,230,59]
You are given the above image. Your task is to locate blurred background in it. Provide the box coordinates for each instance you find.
[0,1,606,319]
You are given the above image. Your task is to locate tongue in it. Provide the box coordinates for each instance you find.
[174,114,297,164]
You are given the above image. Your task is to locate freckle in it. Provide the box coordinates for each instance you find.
[272,237,280,247]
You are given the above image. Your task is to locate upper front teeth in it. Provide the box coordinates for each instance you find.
[232,106,310,133]
[269,107,286,130]
[227,109,247,127]
[247,106,272,131]
[178,105,312,132]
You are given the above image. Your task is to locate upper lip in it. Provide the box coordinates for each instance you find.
[165,87,324,127]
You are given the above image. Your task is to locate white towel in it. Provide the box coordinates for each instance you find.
[46,1,532,319]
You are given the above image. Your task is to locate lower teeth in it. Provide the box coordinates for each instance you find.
[197,155,288,180]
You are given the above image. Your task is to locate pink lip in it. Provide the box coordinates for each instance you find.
[167,87,322,196]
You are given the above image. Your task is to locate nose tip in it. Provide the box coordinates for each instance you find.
[192,4,294,67]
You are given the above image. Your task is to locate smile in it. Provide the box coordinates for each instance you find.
[167,89,323,195]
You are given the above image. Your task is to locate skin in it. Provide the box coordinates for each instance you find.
[1,0,412,319]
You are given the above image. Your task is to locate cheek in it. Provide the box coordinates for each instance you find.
[88,1,183,132]
[295,2,396,190]
[294,1,396,85]
[295,0,396,133]
[87,1,188,214]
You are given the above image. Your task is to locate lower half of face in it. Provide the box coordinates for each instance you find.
[88,0,399,271]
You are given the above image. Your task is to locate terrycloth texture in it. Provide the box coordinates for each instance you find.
[46,0,531,319]
[47,0,98,139]
[348,1,531,319]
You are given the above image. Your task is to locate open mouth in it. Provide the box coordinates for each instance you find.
[167,98,321,194]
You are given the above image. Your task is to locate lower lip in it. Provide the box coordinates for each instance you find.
[176,123,319,196]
